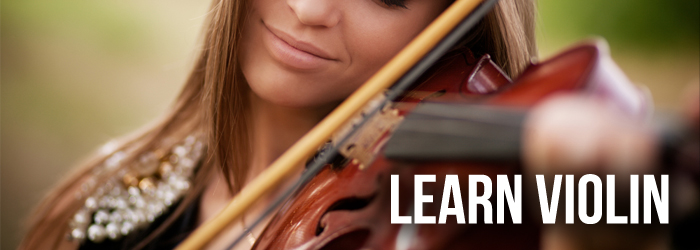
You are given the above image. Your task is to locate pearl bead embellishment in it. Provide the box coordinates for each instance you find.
[68,135,204,243]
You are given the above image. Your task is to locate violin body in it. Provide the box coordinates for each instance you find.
[252,41,648,250]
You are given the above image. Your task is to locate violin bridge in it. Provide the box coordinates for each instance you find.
[336,101,404,170]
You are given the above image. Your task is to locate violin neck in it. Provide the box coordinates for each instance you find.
[383,102,525,162]
[384,103,699,182]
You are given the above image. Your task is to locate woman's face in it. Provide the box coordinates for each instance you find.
[240,0,452,108]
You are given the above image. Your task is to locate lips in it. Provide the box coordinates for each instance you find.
[262,22,337,71]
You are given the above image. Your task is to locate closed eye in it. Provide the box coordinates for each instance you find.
[378,0,408,9]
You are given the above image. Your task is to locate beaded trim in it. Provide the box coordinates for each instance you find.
[68,135,204,243]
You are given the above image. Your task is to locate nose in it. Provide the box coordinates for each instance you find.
[287,0,341,28]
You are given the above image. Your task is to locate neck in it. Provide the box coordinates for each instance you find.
[246,91,336,181]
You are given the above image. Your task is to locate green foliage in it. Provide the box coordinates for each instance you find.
[3,0,150,56]
[539,0,700,50]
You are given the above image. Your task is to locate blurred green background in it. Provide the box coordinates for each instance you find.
[1,0,698,248]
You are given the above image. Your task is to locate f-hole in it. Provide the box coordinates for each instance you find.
[315,195,376,236]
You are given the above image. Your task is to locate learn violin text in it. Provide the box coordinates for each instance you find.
[390,174,669,225]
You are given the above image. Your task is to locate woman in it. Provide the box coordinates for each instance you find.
[20,0,679,249]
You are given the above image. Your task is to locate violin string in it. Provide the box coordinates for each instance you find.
[399,104,527,137]
[224,0,500,248]
[239,215,257,245]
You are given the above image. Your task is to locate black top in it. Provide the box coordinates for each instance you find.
[79,196,200,250]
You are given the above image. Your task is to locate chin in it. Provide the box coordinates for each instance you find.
[246,77,345,109]
[243,64,351,109]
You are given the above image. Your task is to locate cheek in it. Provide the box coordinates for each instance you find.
[341,5,447,91]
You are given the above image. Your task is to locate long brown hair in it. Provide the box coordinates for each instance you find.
[19,0,536,248]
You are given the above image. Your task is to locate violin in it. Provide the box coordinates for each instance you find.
[249,41,652,250]
[176,0,699,248]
